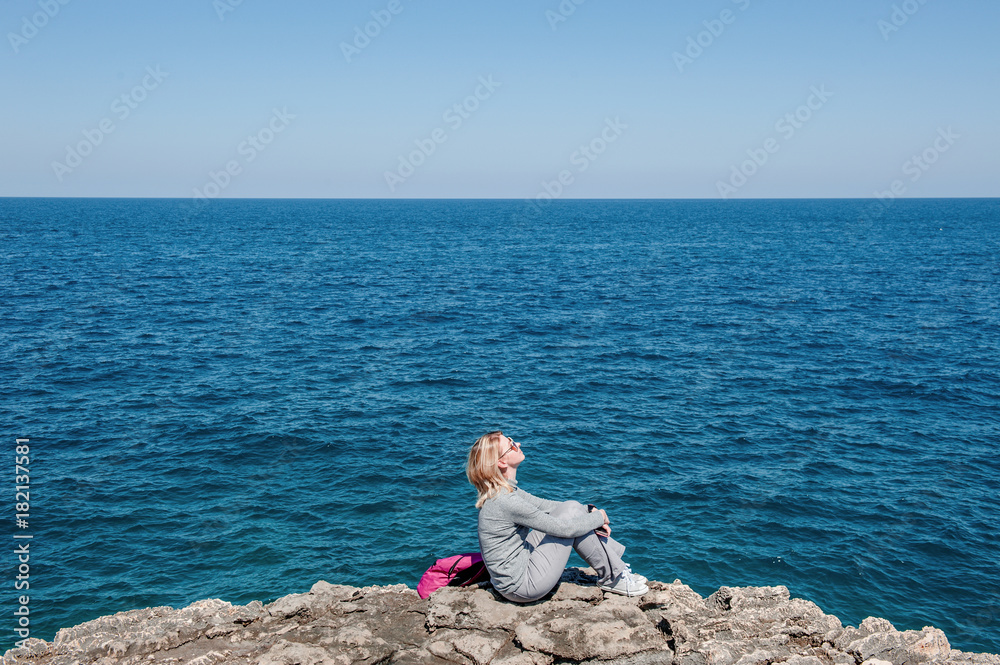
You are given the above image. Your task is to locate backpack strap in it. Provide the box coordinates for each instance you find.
[450,562,489,587]
[446,554,468,578]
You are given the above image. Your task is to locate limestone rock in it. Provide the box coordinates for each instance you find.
[2,570,996,665]
[256,640,340,665]
[514,597,669,661]
[948,652,1000,665]
[835,615,957,665]
[426,586,533,632]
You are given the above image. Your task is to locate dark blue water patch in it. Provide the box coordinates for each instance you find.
[0,198,998,653]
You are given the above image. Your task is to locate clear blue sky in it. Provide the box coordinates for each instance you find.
[2,0,998,198]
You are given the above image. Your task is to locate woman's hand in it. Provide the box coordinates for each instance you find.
[595,509,611,537]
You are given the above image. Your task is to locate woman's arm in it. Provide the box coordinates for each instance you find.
[501,492,606,539]
[519,490,610,533]
[516,490,565,513]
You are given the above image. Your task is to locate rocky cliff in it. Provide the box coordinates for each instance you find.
[3,569,998,665]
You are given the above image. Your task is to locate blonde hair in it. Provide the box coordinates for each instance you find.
[466,430,515,508]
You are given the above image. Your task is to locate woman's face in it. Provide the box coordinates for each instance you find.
[498,434,525,468]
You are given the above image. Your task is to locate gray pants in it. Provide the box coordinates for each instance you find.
[502,500,627,603]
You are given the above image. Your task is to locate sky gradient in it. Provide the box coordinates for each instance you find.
[3,0,998,199]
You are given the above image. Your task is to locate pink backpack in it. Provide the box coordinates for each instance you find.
[417,552,490,599]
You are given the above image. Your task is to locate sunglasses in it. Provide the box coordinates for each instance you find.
[499,435,520,459]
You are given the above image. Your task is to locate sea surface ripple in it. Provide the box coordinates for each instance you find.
[1,198,998,652]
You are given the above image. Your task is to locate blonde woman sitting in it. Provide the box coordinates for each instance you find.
[466,430,648,602]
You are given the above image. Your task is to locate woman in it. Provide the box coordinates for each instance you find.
[467,430,648,602]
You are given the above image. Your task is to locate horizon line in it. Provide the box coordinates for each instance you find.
[2,196,998,202]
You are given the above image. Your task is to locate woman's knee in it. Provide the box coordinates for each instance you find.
[549,500,587,519]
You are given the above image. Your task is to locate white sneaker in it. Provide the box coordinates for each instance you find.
[599,570,649,597]
[623,564,647,586]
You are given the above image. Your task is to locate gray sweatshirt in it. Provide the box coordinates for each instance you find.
[476,480,606,595]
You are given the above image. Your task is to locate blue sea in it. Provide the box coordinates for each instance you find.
[1,198,998,654]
